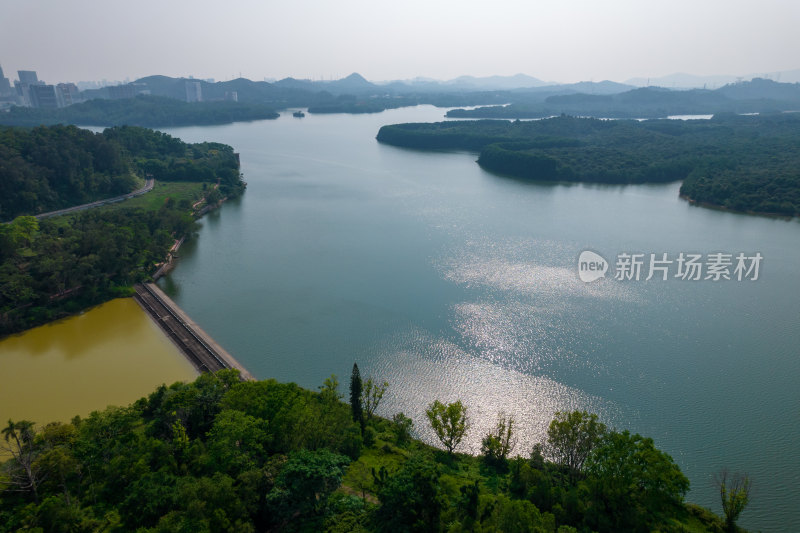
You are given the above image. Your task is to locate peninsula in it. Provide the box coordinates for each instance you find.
[0,124,246,335]
[377,113,800,217]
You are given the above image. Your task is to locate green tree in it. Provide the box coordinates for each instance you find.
[205,187,223,205]
[716,469,751,532]
[477,494,557,533]
[350,363,364,430]
[543,410,606,480]
[319,374,341,404]
[426,400,469,455]
[267,449,350,522]
[376,453,444,532]
[206,409,269,474]
[362,377,389,421]
[481,412,516,467]
[34,422,79,505]
[392,413,414,446]
[8,216,39,248]
[584,430,690,531]
[1,419,41,502]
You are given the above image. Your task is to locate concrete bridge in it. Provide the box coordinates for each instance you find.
[134,282,255,381]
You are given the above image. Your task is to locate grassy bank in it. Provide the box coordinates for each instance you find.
[95,181,207,214]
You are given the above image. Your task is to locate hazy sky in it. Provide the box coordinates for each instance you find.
[1,0,798,84]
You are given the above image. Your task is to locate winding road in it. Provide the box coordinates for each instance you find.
[34,177,155,220]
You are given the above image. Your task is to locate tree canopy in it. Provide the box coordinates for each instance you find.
[0,124,243,220]
[0,372,735,532]
[0,95,279,129]
[377,113,800,217]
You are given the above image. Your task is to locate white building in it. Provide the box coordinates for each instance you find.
[185,81,202,102]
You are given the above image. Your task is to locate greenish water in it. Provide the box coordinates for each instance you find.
[159,107,799,530]
[0,298,197,426]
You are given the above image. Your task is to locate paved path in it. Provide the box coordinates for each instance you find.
[34,178,155,220]
[134,282,255,381]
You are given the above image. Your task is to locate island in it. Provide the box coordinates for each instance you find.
[377,113,800,217]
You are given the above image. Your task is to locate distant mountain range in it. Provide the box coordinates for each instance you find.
[377,73,549,92]
[268,73,634,95]
[6,70,800,128]
[262,69,800,93]
[445,78,800,119]
[625,68,800,88]
[111,73,636,100]
[75,69,800,104]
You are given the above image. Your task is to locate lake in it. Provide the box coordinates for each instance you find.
[157,106,799,531]
[0,298,197,427]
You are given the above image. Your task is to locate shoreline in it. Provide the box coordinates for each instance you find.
[679,193,798,220]
[142,194,257,380]
[134,283,255,381]
[3,187,256,383]
[0,298,199,431]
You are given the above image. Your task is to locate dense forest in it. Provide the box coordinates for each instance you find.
[0,368,744,532]
[308,95,419,114]
[0,124,246,334]
[102,126,245,199]
[0,209,195,334]
[0,96,279,128]
[0,125,135,220]
[306,93,512,115]
[0,124,243,219]
[377,113,800,216]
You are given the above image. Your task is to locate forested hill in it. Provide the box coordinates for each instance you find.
[445,78,800,119]
[0,125,246,334]
[0,124,242,220]
[0,369,738,532]
[377,113,800,217]
[0,95,280,128]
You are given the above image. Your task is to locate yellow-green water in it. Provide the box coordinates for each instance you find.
[0,298,197,426]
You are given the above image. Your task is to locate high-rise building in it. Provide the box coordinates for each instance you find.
[108,82,149,100]
[18,70,39,85]
[14,80,32,106]
[29,84,58,108]
[185,80,202,102]
[0,64,12,96]
[13,69,44,106]
[56,83,80,107]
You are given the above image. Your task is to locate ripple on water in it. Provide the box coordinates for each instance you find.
[369,326,627,456]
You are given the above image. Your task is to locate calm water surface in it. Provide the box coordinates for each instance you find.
[159,106,800,531]
[0,298,197,426]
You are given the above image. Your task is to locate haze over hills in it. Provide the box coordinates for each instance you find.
[445,78,800,120]
[387,73,550,91]
[4,67,800,128]
[105,73,639,101]
[7,65,800,104]
[261,68,800,93]
[625,68,800,88]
